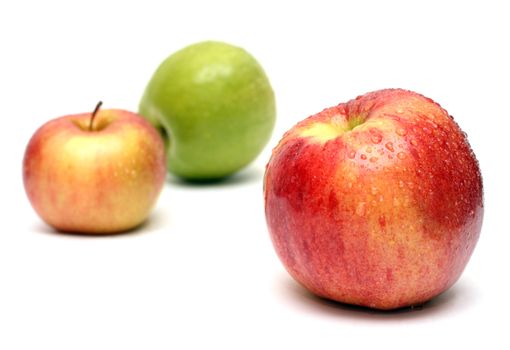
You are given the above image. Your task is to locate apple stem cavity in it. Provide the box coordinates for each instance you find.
[89,101,103,131]
[347,115,365,131]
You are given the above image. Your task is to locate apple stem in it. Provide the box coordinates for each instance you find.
[89,101,103,131]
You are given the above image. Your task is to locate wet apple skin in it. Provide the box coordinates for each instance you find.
[264,89,483,310]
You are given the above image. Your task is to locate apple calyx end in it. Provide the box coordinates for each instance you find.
[347,115,365,131]
[298,115,367,143]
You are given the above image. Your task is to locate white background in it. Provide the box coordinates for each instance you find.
[1,0,508,349]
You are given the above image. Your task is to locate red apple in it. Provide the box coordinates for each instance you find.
[264,89,483,310]
[23,103,166,234]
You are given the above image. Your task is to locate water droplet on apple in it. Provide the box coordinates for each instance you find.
[366,146,373,153]
[398,180,405,188]
[348,150,356,159]
[369,157,378,163]
[385,142,394,152]
[371,186,378,195]
[371,134,382,144]
[410,139,418,146]
[396,128,407,136]
[356,202,366,216]
[360,154,367,160]
[397,152,406,160]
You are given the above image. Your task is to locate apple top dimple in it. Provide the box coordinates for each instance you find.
[72,112,118,132]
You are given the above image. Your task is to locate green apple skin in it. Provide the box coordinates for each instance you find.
[139,41,276,180]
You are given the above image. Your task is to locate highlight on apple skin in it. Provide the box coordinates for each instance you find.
[264,89,483,310]
[23,107,167,234]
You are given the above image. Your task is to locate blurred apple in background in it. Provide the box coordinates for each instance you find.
[139,41,276,181]
[23,103,167,234]
[264,89,483,310]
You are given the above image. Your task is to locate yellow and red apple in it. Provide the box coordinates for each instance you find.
[23,104,166,234]
[264,89,483,310]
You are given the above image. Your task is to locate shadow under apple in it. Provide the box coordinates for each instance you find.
[166,165,264,188]
[31,208,168,238]
[276,273,478,321]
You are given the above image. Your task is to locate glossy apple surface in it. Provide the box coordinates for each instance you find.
[264,89,483,310]
[23,107,166,234]
[139,41,276,180]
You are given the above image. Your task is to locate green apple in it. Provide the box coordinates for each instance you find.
[139,41,276,180]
